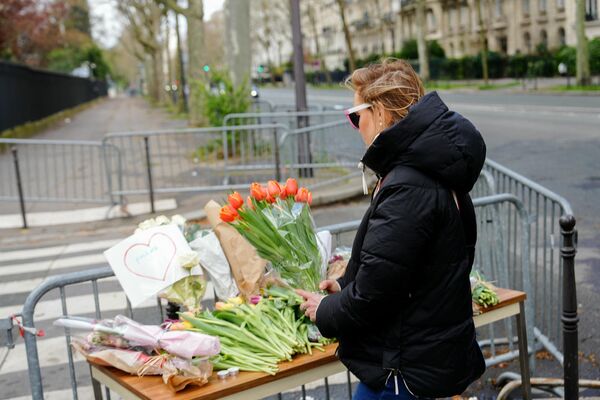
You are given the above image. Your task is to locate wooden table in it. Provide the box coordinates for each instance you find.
[90,288,530,400]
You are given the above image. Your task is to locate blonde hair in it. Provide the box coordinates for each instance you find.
[345,58,425,124]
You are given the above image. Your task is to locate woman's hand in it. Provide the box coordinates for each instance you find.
[296,290,325,322]
[319,279,341,294]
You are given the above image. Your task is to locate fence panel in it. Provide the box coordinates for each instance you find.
[0,138,116,205]
[483,158,573,363]
[0,61,107,132]
[102,125,289,201]
[278,120,364,188]
[223,110,343,131]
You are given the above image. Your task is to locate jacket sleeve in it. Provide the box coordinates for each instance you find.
[316,185,435,338]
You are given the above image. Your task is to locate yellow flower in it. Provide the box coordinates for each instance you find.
[227,296,244,305]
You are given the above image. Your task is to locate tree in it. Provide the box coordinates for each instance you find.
[0,0,91,69]
[475,0,489,84]
[118,0,165,104]
[156,0,206,125]
[575,0,591,85]
[335,0,356,72]
[250,0,290,75]
[416,0,430,81]
[224,0,251,87]
[306,1,332,83]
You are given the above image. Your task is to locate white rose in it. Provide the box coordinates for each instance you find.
[155,215,170,226]
[138,218,158,231]
[178,251,200,270]
[171,214,186,227]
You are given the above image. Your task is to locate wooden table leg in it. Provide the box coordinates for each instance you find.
[516,301,532,400]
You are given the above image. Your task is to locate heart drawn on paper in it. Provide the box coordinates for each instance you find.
[123,233,177,281]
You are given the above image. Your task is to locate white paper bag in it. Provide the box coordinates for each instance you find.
[104,224,198,307]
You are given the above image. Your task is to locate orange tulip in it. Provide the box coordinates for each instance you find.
[219,205,239,222]
[295,187,310,203]
[266,194,276,204]
[267,180,282,198]
[285,178,298,197]
[246,196,255,210]
[228,192,244,209]
[307,192,313,205]
[250,182,266,201]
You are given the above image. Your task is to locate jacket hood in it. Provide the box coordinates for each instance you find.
[361,91,486,193]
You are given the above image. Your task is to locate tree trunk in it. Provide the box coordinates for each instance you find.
[416,0,430,81]
[186,0,206,126]
[174,11,188,113]
[165,14,173,103]
[307,3,332,84]
[576,0,591,86]
[225,0,251,88]
[336,0,356,72]
[476,0,489,84]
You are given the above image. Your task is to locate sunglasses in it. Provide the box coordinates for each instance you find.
[344,103,372,129]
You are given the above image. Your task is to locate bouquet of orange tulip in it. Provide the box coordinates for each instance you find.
[219,178,324,292]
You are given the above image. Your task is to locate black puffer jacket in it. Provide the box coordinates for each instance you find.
[316,91,487,397]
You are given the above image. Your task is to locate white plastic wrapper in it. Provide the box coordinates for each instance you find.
[316,230,332,280]
[189,232,239,301]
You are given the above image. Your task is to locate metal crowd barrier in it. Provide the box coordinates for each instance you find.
[483,159,574,363]
[223,110,343,130]
[11,182,577,399]
[0,138,120,228]
[101,124,289,210]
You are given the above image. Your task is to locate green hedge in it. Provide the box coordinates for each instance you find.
[327,38,600,83]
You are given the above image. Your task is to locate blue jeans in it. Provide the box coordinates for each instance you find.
[353,379,418,400]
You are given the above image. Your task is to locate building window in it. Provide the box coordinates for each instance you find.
[558,27,566,46]
[523,0,530,14]
[460,41,465,55]
[540,29,548,48]
[449,42,455,57]
[586,0,598,20]
[460,6,468,26]
[427,10,436,31]
[539,0,547,13]
[449,7,457,28]
[498,37,508,54]
[556,0,565,10]
[495,0,503,17]
[524,32,531,53]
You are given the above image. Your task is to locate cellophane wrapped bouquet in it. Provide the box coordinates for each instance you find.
[55,315,219,392]
[218,179,325,292]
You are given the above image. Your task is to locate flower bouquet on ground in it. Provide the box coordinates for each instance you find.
[219,179,325,292]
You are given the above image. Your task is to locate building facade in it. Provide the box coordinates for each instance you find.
[253,0,600,72]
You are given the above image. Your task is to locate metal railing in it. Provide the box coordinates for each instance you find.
[483,159,573,361]
[0,138,119,227]
[223,110,343,130]
[101,124,289,210]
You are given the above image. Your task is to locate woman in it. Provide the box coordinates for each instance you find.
[297,59,487,399]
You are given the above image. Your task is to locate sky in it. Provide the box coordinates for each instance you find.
[89,0,225,49]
